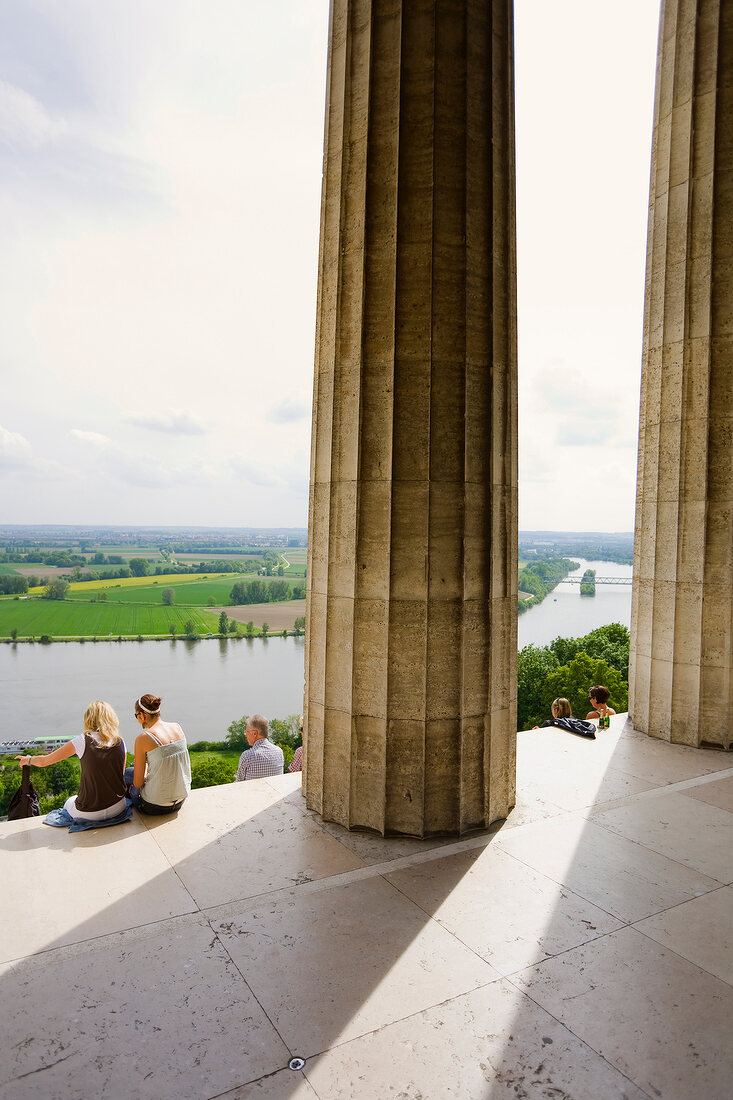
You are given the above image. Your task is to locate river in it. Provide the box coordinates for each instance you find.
[0,635,306,746]
[517,558,633,649]
[2,558,632,743]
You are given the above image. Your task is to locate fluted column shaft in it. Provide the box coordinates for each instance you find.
[303,0,517,835]
[630,0,733,748]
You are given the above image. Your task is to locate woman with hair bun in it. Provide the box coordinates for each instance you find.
[16,701,127,822]
[126,693,191,814]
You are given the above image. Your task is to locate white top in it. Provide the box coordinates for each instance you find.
[64,731,127,821]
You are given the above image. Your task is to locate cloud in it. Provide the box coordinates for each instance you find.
[70,429,113,447]
[0,80,63,149]
[126,409,207,435]
[230,457,283,488]
[558,423,614,447]
[70,427,182,488]
[267,398,310,424]
[0,425,33,468]
[0,425,76,483]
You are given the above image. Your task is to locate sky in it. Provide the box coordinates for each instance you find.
[0,0,661,530]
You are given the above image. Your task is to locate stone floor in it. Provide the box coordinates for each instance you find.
[1,715,732,1100]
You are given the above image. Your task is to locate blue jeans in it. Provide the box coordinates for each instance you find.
[124,766,183,816]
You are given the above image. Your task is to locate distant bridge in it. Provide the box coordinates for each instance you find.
[561,577,633,585]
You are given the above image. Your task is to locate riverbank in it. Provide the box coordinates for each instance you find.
[1,630,300,644]
[517,558,633,649]
[0,635,307,743]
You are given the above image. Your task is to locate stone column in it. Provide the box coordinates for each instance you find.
[630,0,733,749]
[303,0,517,835]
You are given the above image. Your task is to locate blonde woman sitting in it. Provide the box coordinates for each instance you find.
[126,693,191,815]
[16,701,127,822]
[534,698,596,739]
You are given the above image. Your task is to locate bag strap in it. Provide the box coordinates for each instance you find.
[21,763,32,793]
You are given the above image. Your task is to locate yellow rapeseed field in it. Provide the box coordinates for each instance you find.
[28,573,232,595]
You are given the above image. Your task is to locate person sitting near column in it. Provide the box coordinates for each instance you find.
[235,714,284,781]
[16,700,127,823]
[535,697,572,726]
[126,693,191,814]
[533,698,596,739]
[288,720,304,773]
[586,685,616,722]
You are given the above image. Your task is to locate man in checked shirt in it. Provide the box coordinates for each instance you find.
[235,714,284,781]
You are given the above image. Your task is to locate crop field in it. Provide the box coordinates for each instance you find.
[65,576,239,606]
[171,553,262,563]
[61,575,303,607]
[30,572,231,596]
[0,599,221,638]
[67,572,228,593]
[0,564,21,574]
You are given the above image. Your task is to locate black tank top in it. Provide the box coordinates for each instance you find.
[76,734,127,813]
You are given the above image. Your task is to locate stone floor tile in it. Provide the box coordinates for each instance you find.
[302,981,649,1100]
[590,791,733,882]
[635,886,733,985]
[275,780,457,863]
[144,780,365,909]
[0,916,289,1100]
[603,732,729,787]
[217,1067,319,1099]
[513,925,733,1100]
[501,788,568,829]
[493,813,720,922]
[385,843,622,975]
[518,763,654,813]
[315,821,456,864]
[682,774,733,813]
[212,875,498,1055]
[0,815,197,961]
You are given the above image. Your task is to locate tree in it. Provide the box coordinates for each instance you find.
[161,588,175,606]
[43,578,69,601]
[228,621,237,633]
[244,621,255,637]
[517,644,560,730]
[270,715,302,749]
[542,653,628,721]
[129,558,150,577]
[277,564,285,576]
[224,716,249,752]
[549,623,630,680]
[169,624,176,637]
[261,622,269,636]
[10,628,18,641]
[218,611,229,635]
[293,616,306,635]
[0,575,28,595]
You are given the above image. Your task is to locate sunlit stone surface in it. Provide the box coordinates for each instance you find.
[630,0,733,748]
[304,0,518,835]
[2,719,732,1099]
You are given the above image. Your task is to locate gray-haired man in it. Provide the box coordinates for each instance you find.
[235,714,284,781]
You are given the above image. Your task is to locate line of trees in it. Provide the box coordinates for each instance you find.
[0,575,28,595]
[517,622,629,729]
[518,557,578,613]
[229,578,305,605]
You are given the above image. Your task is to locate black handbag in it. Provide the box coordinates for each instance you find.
[7,764,41,819]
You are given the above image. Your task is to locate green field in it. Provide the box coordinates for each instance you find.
[64,576,304,606]
[0,599,221,638]
[0,564,21,574]
[66,576,241,606]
